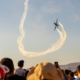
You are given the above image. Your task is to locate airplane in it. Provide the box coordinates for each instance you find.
[54,19,59,31]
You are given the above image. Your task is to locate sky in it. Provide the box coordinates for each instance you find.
[0,0,80,68]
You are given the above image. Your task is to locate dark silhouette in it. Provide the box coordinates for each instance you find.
[54,19,59,31]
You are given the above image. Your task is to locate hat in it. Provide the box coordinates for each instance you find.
[0,64,9,79]
[18,60,24,67]
[29,66,34,70]
[27,62,62,80]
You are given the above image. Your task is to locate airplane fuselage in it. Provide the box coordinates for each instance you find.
[54,23,58,26]
[54,19,59,31]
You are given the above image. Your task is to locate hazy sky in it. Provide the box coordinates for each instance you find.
[0,0,80,68]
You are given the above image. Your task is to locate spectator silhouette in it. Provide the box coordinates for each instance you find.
[15,60,25,76]
[0,58,26,80]
[75,65,80,80]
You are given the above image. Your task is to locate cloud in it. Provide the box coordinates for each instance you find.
[32,23,47,33]
[74,15,79,21]
[40,0,80,22]
[68,14,79,22]
[28,4,36,12]
[41,6,61,14]
[17,0,24,3]
[32,23,47,30]
[41,1,62,14]
[35,13,42,22]
[64,0,80,22]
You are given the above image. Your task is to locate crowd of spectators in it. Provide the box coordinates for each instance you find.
[0,57,80,80]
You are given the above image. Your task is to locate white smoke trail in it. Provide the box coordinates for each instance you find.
[17,0,29,54]
[17,0,67,57]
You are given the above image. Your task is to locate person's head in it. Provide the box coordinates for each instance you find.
[74,70,78,78]
[77,65,80,74]
[65,69,69,75]
[70,72,74,78]
[68,70,72,74]
[0,58,14,73]
[18,60,24,68]
[27,62,62,80]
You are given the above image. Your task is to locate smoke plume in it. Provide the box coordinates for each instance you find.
[17,0,67,57]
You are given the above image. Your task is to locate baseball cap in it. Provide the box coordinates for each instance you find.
[0,64,9,79]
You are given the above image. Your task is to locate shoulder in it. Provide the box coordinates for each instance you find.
[21,69,25,71]
[17,75,26,80]
[16,68,24,72]
[65,76,68,80]
[75,78,80,80]
[8,75,26,80]
[15,68,19,71]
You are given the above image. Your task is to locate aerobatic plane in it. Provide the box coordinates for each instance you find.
[54,19,59,31]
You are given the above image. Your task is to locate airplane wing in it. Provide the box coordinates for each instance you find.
[57,19,58,23]
[54,26,56,31]
[54,23,56,25]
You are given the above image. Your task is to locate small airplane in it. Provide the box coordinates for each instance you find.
[54,19,59,31]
